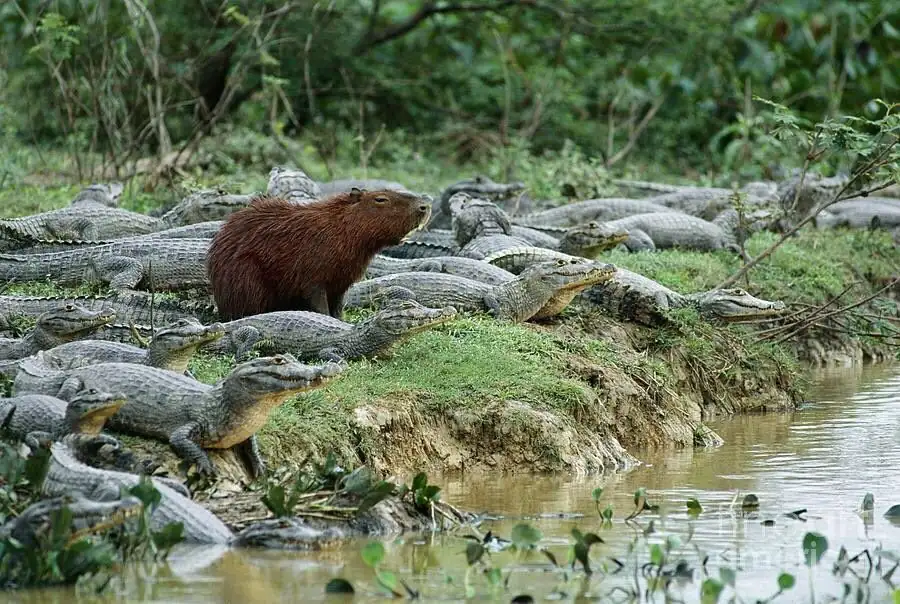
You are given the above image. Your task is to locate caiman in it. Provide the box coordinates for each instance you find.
[0,492,143,550]
[0,238,210,292]
[20,355,343,478]
[266,166,321,203]
[70,182,125,208]
[202,299,458,362]
[11,317,225,393]
[345,258,616,322]
[42,434,234,544]
[0,388,126,448]
[0,205,164,251]
[0,303,116,361]
[365,254,516,285]
[484,246,786,326]
[159,189,259,226]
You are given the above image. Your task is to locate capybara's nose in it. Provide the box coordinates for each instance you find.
[418,203,430,213]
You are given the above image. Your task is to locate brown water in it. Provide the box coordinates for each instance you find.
[8,362,900,603]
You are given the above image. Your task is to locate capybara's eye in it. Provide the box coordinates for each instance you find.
[374,196,389,204]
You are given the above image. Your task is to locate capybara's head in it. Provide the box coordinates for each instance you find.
[339,188,431,247]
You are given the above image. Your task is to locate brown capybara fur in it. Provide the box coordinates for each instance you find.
[206,188,431,321]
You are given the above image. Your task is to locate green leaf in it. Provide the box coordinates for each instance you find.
[777,572,795,591]
[375,570,401,596]
[591,487,603,502]
[411,472,428,492]
[356,480,396,515]
[650,543,664,566]
[325,578,355,594]
[700,578,725,604]
[485,567,502,585]
[802,532,828,566]
[510,523,542,549]
[687,498,703,516]
[261,484,286,517]
[465,542,485,565]
[361,541,385,568]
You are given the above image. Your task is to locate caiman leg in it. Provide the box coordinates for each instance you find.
[169,422,216,476]
[233,435,266,479]
[93,256,146,290]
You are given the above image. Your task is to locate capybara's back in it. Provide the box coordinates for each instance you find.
[206,189,430,321]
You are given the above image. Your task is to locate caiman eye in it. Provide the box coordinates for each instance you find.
[64,304,74,311]
[273,356,285,364]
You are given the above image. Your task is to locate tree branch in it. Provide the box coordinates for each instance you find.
[354,0,539,54]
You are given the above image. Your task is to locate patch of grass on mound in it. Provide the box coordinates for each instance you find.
[602,229,896,304]
[187,316,616,463]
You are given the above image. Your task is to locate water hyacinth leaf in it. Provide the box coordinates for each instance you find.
[129,477,162,512]
[466,542,485,566]
[719,566,736,587]
[777,573,795,590]
[261,484,286,517]
[511,523,542,548]
[650,544,664,566]
[591,488,603,502]
[573,541,592,574]
[325,578,355,594]
[361,541,386,568]
[375,570,402,597]
[411,472,428,492]
[151,522,185,551]
[687,498,703,516]
[700,578,725,604]
[356,480,396,515]
[802,532,828,566]
[485,567,502,585]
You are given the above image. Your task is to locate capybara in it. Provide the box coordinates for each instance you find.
[206,188,431,321]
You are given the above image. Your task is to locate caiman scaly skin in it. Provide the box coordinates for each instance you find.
[202,300,458,362]
[266,166,321,203]
[0,238,210,292]
[3,222,225,255]
[646,187,773,220]
[0,303,116,361]
[429,175,526,229]
[0,388,126,448]
[448,193,629,258]
[815,198,900,229]
[0,205,164,251]
[21,355,343,478]
[512,198,678,227]
[483,246,786,326]
[381,239,458,259]
[42,434,234,544]
[365,254,516,285]
[605,211,741,253]
[345,259,616,322]
[317,178,412,196]
[0,492,143,550]
[0,291,216,330]
[158,189,260,226]
[11,318,225,394]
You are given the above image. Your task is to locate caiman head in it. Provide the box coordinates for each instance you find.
[65,387,127,435]
[449,193,513,245]
[368,299,458,336]
[522,258,618,320]
[690,288,787,322]
[266,166,320,201]
[214,355,344,448]
[36,302,117,342]
[557,221,630,256]
[225,353,343,400]
[147,317,226,373]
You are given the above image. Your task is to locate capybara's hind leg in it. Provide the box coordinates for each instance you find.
[305,285,330,316]
[328,291,346,320]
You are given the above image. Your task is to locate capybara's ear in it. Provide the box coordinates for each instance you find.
[349,187,363,201]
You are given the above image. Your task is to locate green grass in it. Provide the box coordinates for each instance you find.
[602,229,897,305]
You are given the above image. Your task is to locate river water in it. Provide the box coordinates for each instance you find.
[8,362,900,603]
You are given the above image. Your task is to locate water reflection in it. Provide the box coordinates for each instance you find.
[6,362,900,603]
